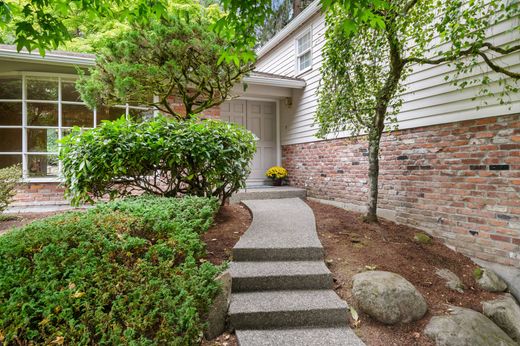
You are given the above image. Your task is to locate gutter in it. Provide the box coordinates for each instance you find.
[0,48,95,67]
[256,0,322,59]
[243,75,306,89]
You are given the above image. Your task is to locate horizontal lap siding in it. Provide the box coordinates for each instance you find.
[256,12,520,146]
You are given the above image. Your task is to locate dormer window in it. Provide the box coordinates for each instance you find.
[296,29,312,74]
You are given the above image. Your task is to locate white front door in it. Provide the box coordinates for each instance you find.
[221,100,277,183]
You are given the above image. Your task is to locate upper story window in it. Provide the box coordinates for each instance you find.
[296,29,312,74]
[0,73,153,180]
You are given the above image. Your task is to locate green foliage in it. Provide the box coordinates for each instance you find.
[473,267,484,280]
[413,233,432,245]
[76,2,253,119]
[0,164,22,213]
[59,116,256,205]
[0,0,168,54]
[316,0,519,221]
[0,195,221,345]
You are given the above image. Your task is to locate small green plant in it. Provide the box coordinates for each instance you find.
[413,232,432,245]
[0,164,22,213]
[0,195,222,345]
[473,267,484,280]
[60,116,256,205]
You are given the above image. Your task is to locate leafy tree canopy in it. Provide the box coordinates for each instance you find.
[76,1,253,119]
[316,0,519,222]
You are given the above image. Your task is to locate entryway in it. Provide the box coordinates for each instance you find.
[220,100,278,184]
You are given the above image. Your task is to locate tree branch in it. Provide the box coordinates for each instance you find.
[478,51,520,79]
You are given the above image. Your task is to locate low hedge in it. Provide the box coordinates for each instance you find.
[0,195,221,345]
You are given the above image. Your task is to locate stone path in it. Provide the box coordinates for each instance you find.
[229,198,365,346]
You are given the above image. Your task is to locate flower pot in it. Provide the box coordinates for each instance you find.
[272,178,283,186]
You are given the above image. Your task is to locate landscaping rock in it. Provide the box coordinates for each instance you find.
[477,268,508,292]
[424,306,517,346]
[204,270,232,340]
[482,294,520,342]
[436,268,464,293]
[352,271,427,324]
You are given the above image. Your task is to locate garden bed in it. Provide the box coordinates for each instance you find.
[0,212,61,235]
[307,199,502,346]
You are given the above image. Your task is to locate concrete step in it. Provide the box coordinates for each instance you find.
[230,261,333,292]
[229,290,348,330]
[233,245,324,261]
[230,187,306,204]
[236,327,365,346]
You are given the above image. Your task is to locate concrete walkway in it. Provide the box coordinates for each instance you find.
[229,198,365,346]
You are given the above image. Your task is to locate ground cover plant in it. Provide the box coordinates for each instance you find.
[0,195,222,345]
[60,116,256,205]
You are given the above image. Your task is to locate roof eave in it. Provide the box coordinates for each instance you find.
[243,75,306,89]
[0,49,96,67]
[256,0,322,59]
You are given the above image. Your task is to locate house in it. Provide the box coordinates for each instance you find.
[0,0,519,267]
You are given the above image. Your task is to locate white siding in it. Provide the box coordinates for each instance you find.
[256,12,520,146]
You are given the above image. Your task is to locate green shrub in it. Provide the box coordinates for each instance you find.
[0,195,221,345]
[0,164,22,213]
[60,116,256,205]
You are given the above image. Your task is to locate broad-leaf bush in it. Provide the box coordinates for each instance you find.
[60,116,256,205]
[0,195,221,345]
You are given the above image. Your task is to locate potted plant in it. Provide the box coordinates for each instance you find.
[265,166,288,186]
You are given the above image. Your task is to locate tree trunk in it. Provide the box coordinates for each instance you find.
[292,0,302,18]
[366,131,382,223]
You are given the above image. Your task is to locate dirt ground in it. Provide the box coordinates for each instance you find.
[202,204,251,346]
[0,212,61,235]
[307,199,501,346]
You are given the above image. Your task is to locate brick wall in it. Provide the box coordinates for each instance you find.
[12,183,68,206]
[166,96,221,120]
[282,114,520,267]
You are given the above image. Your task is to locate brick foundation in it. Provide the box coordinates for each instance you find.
[282,114,520,267]
[13,183,68,206]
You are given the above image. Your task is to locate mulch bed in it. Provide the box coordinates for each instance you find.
[0,212,61,235]
[307,199,502,346]
[201,203,251,346]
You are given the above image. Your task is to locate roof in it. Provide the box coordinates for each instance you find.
[247,71,306,88]
[0,44,95,67]
[256,0,321,59]
[0,45,305,89]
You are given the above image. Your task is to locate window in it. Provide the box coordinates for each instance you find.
[0,73,152,180]
[296,29,313,74]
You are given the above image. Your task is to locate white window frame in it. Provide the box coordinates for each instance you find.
[295,27,313,75]
[0,71,153,183]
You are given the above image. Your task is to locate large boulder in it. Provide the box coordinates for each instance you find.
[482,294,520,343]
[425,306,516,346]
[204,271,232,340]
[477,268,508,292]
[352,271,428,324]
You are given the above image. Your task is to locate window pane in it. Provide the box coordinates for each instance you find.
[0,102,22,126]
[0,128,22,151]
[27,102,58,126]
[128,108,154,122]
[0,155,22,169]
[28,154,59,177]
[298,51,312,71]
[27,128,59,153]
[298,32,311,54]
[63,104,93,127]
[0,76,22,99]
[97,106,126,125]
[62,81,82,102]
[27,78,58,100]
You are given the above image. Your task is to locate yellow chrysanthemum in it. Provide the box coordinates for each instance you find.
[265,166,288,179]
